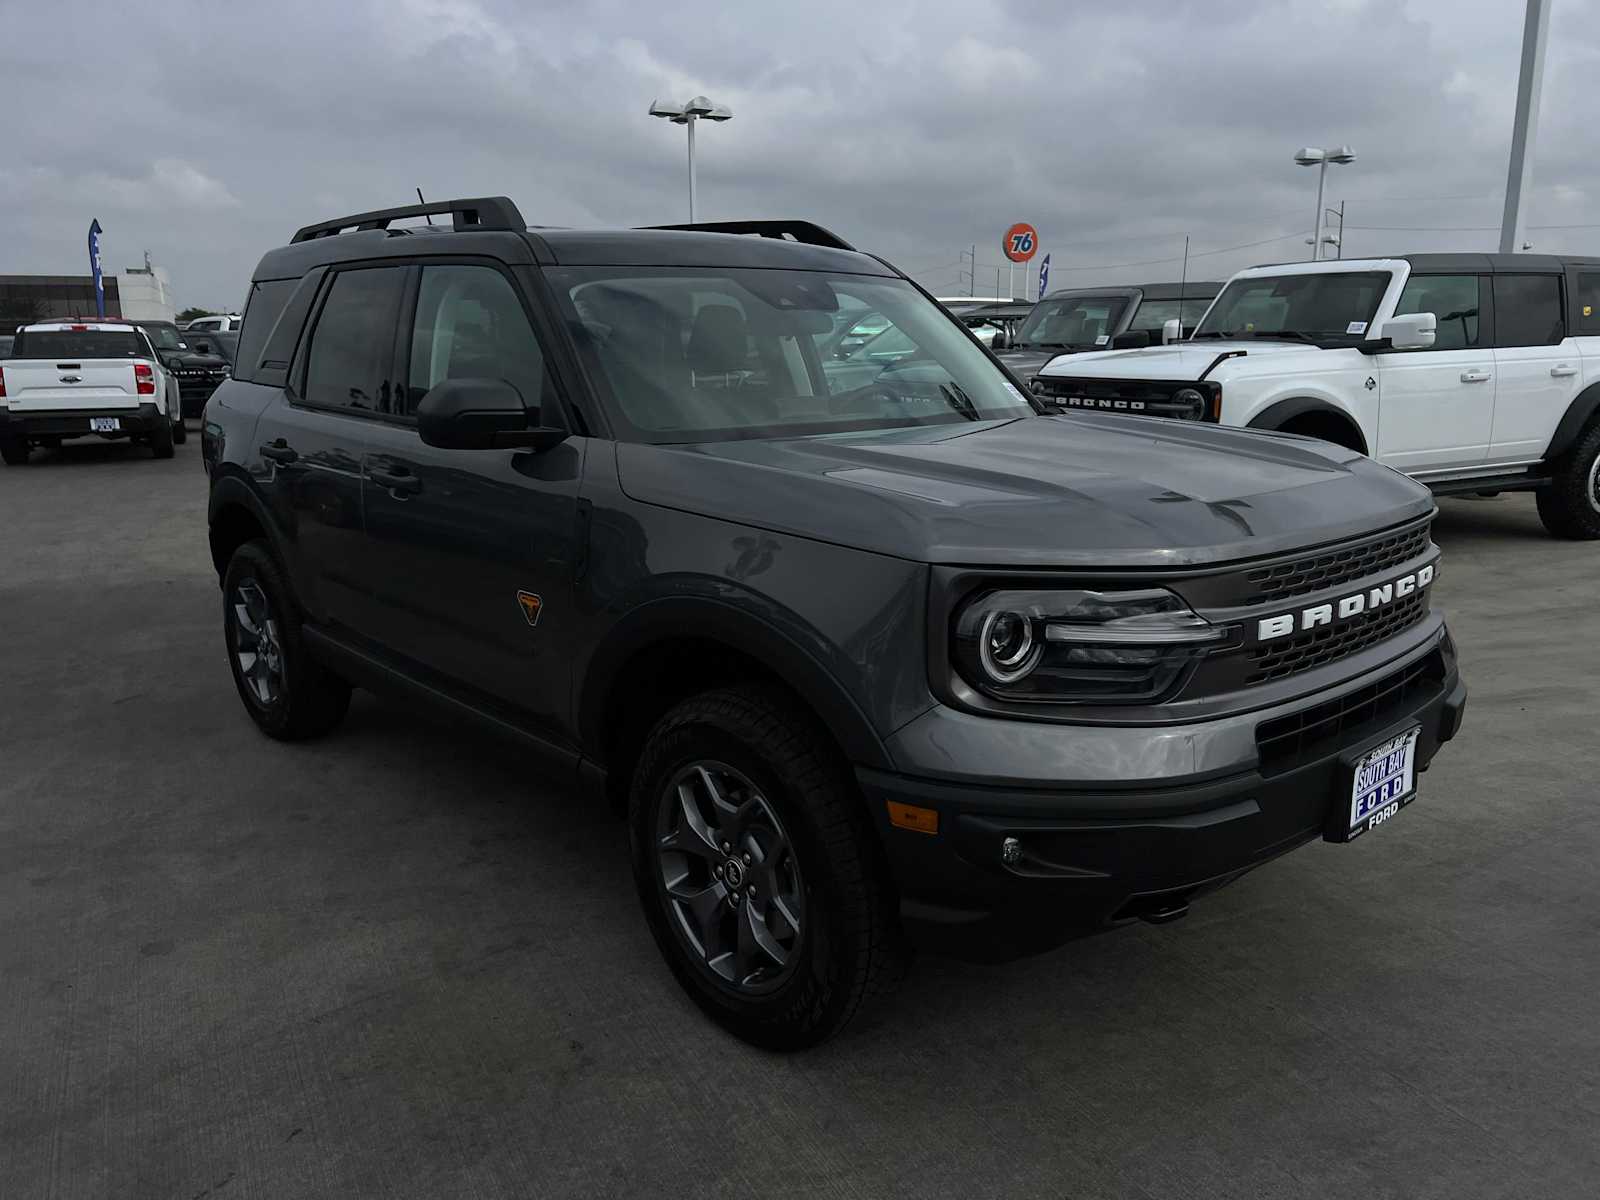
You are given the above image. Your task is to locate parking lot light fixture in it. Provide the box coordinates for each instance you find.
[649,95,734,222]
[1294,145,1355,261]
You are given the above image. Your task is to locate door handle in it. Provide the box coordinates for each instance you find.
[1460,371,1492,383]
[368,465,422,495]
[1551,364,1579,377]
[259,440,298,464]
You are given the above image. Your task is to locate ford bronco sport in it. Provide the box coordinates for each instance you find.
[203,197,1466,1047]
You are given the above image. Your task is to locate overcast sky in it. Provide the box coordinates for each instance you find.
[5,0,1598,309]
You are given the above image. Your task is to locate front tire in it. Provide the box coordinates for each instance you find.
[0,437,27,466]
[628,685,908,1049]
[222,541,350,740]
[1536,423,1600,539]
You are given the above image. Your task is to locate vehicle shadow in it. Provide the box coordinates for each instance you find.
[19,440,169,467]
[1429,492,1551,545]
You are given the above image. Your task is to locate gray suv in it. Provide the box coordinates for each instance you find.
[203,197,1466,1047]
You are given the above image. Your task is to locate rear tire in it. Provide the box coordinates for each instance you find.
[628,685,908,1049]
[0,437,27,466]
[1536,423,1600,539]
[172,415,188,445]
[150,417,175,459]
[222,540,351,740]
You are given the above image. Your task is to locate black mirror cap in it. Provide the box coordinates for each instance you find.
[1110,330,1153,350]
[415,378,567,451]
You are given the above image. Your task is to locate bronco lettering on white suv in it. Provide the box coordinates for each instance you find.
[1032,254,1600,538]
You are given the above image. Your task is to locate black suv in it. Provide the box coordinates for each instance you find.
[203,197,1466,1047]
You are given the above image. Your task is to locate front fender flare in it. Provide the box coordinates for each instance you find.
[1246,396,1369,454]
[578,595,893,771]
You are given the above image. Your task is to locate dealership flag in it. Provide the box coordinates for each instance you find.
[1038,253,1050,298]
[87,219,105,318]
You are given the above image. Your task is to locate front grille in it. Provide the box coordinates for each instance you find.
[1244,522,1432,605]
[1031,376,1215,419]
[1255,650,1444,772]
[1245,590,1428,686]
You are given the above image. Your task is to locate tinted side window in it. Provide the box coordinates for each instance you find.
[404,265,549,416]
[233,279,296,383]
[1577,273,1600,333]
[1493,274,1563,346]
[1395,275,1480,350]
[302,268,406,413]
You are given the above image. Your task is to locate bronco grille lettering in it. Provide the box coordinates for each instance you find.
[1258,564,1434,642]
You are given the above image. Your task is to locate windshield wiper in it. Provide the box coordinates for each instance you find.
[1018,340,1074,350]
[1251,330,1322,345]
[939,382,981,422]
[1189,330,1237,340]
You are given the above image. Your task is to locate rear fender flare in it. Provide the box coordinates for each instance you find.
[1546,383,1600,460]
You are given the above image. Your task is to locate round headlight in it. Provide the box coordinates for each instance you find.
[1172,388,1206,420]
[979,609,1041,683]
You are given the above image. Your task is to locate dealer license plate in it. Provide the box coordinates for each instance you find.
[1345,727,1420,840]
[89,417,120,432]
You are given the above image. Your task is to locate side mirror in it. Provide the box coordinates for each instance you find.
[990,327,1011,351]
[1380,311,1437,351]
[1110,329,1153,350]
[415,378,566,451]
[1161,317,1183,345]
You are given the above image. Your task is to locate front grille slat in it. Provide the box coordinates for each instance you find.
[1243,525,1430,605]
[1255,651,1444,771]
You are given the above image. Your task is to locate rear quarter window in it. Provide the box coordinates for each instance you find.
[232,279,297,383]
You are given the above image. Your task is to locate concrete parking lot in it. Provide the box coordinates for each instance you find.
[1,434,1596,1199]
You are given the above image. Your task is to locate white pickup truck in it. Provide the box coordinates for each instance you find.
[0,321,186,464]
[1031,254,1600,538]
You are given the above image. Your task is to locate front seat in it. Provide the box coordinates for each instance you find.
[686,304,752,384]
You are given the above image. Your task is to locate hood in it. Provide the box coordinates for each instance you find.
[615,415,1433,568]
[1039,340,1318,381]
[168,351,229,369]
[992,346,1077,378]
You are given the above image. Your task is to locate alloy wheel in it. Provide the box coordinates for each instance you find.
[656,761,804,992]
[231,578,284,707]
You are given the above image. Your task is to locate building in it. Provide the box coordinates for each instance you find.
[0,253,176,328]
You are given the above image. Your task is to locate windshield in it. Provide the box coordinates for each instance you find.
[1013,296,1128,349]
[550,267,1038,442]
[13,330,146,358]
[1193,272,1391,341]
[140,324,187,351]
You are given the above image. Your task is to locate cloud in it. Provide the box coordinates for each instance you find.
[2,0,1598,306]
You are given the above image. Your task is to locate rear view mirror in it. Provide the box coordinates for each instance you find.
[1380,312,1437,351]
[1161,317,1183,345]
[415,378,566,451]
[1110,330,1152,350]
[990,326,1011,351]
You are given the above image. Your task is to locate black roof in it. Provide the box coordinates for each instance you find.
[1401,252,1600,274]
[257,196,894,281]
[1041,281,1222,301]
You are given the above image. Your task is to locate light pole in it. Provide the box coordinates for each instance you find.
[1293,146,1354,260]
[648,95,733,222]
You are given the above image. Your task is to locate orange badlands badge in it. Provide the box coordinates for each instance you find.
[516,591,543,627]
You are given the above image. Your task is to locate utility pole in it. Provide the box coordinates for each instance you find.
[1500,0,1552,253]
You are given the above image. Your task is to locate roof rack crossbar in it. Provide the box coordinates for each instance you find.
[637,220,855,251]
[291,196,525,244]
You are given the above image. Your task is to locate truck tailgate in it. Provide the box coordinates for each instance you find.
[2,360,142,411]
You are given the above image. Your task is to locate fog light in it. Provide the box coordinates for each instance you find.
[1001,836,1022,865]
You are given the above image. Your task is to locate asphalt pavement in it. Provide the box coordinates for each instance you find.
[2,434,1597,1199]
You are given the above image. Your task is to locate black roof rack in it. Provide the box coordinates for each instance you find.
[637,220,855,251]
[291,196,526,244]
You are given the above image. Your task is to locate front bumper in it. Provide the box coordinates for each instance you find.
[177,375,227,416]
[0,404,164,440]
[862,634,1466,961]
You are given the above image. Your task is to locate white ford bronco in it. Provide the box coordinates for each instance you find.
[1031,254,1600,538]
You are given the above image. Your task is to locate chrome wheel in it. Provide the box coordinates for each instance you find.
[1587,451,1600,514]
[230,577,283,707]
[656,761,804,993]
